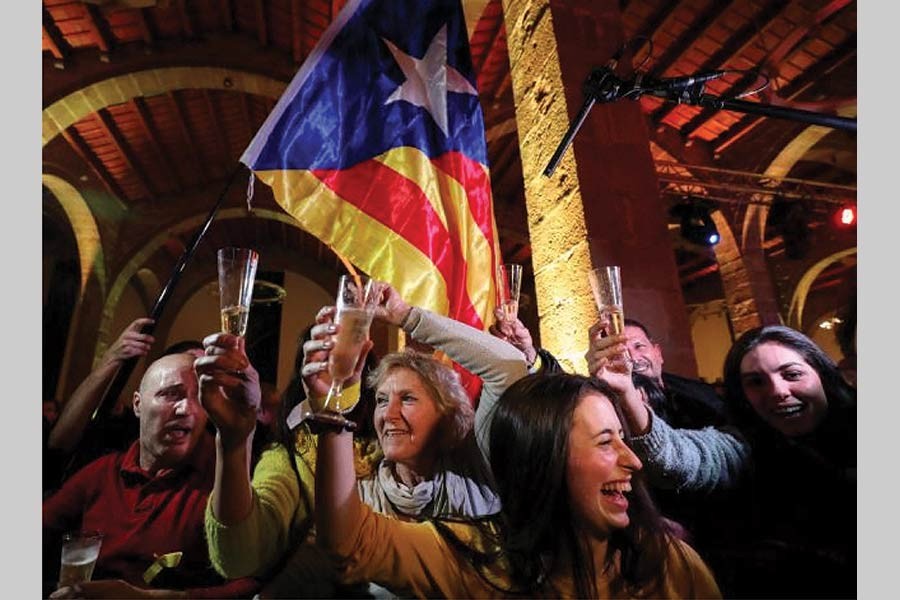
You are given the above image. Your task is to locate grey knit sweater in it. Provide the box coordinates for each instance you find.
[630,409,751,492]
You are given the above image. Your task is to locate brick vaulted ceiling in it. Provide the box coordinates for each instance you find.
[43,0,857,323]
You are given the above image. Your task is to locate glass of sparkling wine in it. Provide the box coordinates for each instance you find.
[217,247,259,337]
[588,265,631,363]
[319,275,377,426]
[497,264,523,322]
[59,531,103,588]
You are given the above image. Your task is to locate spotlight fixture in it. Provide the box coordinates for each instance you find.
[834,204,857,228]
[670,200,720,246]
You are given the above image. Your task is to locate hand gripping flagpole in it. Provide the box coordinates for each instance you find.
[61,163,246,479]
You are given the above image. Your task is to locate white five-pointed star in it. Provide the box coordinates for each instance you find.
[382,25,478,137]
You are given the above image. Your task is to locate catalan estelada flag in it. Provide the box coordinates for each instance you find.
[240,0,500,396]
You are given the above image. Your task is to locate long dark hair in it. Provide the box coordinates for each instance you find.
[722,324,856,475]
[486,373,682,598]
[723,325,856,436]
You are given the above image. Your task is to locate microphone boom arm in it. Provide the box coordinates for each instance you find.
[544,67,856,177]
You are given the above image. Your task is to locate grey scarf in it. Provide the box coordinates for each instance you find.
[358,459,501,518]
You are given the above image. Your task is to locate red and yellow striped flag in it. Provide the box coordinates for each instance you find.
[241,0,500,399]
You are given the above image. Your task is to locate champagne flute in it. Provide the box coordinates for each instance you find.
[497,264,523,322]
[217,247,259,337]
[588,265,631,364]
[318,275,377,427]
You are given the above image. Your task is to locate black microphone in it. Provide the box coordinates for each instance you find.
[644,70,726,91]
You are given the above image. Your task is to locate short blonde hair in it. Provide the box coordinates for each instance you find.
[366,349,475,448]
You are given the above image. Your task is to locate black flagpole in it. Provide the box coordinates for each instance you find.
[61,163,246,478]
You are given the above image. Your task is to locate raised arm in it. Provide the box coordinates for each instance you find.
[195,333,260,527]
[315,427,479,597]
[630,412,750,492]
[373,283,528,456]
[587,319,750,492]
[315,428,362,552]
[48,317,155,452]
[199,332,313,578]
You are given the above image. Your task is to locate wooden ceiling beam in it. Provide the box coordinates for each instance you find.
[647,0,737,79]
[220,0,234,32]
[96,108,156,198]
[42,7,70,62]
[652,0,791,125]
[134,8,156,46]
[712,35,856,153]
[632,3,680,64]
[681,6,856,137]
[678,253,713,276]
[238,92,255,143]
[167,91,209,182]
[761,0,852,77]
[176,0,197,40]
[60,127,127,202]
[681,262,719,285]
[291,0,305,63]
[254,0,268,47]
[202,90,231,169]
[82,3,114,55]
[130,97,184,192]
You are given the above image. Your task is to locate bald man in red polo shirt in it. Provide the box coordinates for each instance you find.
[43,351,260,599]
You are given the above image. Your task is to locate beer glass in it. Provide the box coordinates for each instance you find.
[319,275,377,426]
[217,247,259,337]
[59,531,103,588]
[496,264,523,322]
[588,265,631,363]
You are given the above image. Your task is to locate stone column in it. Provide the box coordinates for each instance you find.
[502,0,698,375]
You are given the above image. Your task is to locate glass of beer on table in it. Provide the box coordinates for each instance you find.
[58,531,103,588]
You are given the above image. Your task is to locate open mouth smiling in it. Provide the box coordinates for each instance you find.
[381,429,409,439]
[600,480,632,497]
[772,403,805,418]
[162,424,193,442]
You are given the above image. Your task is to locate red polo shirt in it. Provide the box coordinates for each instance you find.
[43,433,258,598]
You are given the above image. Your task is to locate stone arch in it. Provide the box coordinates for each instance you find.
[42,174,106,299]
[787,247,857,330]
[42,67,287,147]
[741,118,854,248]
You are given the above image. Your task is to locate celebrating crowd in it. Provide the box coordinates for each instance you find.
[43,279,856,599]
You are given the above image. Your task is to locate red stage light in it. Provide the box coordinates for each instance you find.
[835,205,856,227]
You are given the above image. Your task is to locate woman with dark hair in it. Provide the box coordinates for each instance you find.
[722,324,856,446]
[315,373,721,598]
[718,324,856,598]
